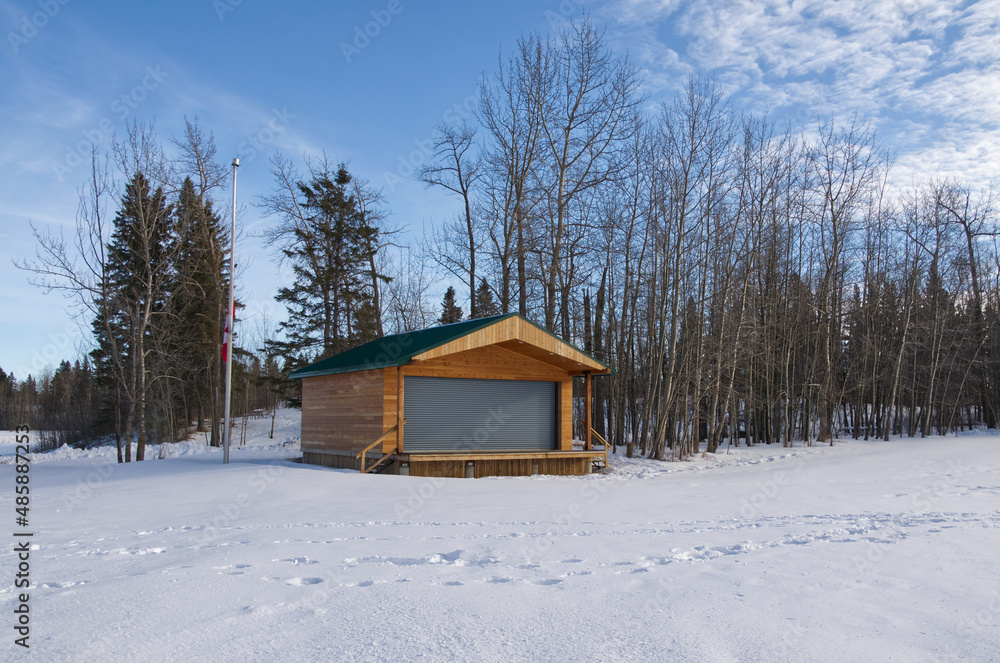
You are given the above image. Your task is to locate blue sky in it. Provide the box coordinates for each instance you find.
[1,0,997,380]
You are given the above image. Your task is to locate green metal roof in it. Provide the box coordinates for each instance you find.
[288,313,611,379]
[288,314,518,379]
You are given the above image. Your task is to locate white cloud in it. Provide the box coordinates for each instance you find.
[601,0,999,186]
[943,0,1000,67]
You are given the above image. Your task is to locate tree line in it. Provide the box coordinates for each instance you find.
[0,360,96,450]
[10,17,998,461]
[414,18,999,458]
[15,121,286,458]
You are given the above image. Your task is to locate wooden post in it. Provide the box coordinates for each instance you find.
[559,379,573,450]
[396,366,404,452]
[584,371,592,451]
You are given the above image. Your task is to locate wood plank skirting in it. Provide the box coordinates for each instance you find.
[302,449,363,470]
[396,450,604,478]
[302,448,607,477]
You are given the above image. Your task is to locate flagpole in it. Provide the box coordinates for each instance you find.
[223,157,239,464]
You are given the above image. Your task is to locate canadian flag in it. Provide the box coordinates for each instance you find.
[222,303,236,363]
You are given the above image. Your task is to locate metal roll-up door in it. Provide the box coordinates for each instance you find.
[404,376,556,451]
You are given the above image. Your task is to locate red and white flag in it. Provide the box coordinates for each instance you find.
[222,303,236,363]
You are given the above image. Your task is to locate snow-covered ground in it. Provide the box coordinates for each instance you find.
[1,411,999,662]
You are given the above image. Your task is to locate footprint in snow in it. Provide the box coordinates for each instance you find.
[382,557,426,566]
[278,557,318,565]
[429,550,464,564]
[40,581,88,589]
[286,577,324,586]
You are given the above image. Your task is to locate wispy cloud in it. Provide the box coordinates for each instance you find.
[602,0,999,186]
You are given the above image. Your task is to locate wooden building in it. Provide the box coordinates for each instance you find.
[290,313,612,477]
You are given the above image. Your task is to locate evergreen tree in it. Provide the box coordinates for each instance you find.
[18,375,38,429]
[93,171,173,461]
[108,173,173,310]
[0,367,14,430]
[89,295,124,457]
[439,286,463,324]
[70,359,96,442]
[264,163,388,370]
[352,299,382,345]
[169,176,230,445]
[474,279,500,318]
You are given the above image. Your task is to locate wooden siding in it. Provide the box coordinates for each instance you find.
[411,316,608,374]
[405,344,568,381]
[301,369,384,455]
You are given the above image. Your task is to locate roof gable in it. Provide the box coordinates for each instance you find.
[288,313,609,379]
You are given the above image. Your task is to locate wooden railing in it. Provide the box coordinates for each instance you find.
[356,420,404,473]
[590,428,610,469]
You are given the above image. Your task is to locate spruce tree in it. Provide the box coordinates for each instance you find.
[94,171,173,461]
[0,367,13,430]
[265,163,387,375]
[439,286,463,324]
[169,176,229,445]
[474,279,499,318]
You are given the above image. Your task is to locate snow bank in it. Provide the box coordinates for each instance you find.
[7,408,301,464]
